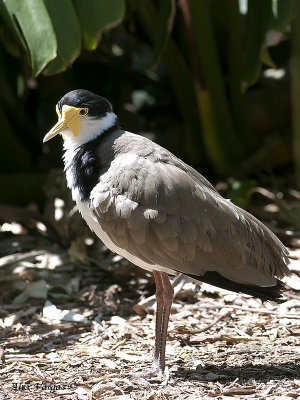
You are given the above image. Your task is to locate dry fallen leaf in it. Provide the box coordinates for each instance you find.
[42,300,88,322]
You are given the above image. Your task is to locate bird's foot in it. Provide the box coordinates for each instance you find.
[127,364,165,384]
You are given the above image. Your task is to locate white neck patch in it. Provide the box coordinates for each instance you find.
[62,111,117,151]
[62,111,117,184]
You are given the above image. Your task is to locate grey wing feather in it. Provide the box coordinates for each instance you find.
[90,140,289,286]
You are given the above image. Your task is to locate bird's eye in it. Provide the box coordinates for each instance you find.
[79,108,88,117]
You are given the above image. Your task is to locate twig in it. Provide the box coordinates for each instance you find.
[183,304,300,318]
[4,357,63,363]
[169,311,231,334]
[194,310,231,334]
[189,334,262,344]
[0,250,45,268]
[222,387,256,396]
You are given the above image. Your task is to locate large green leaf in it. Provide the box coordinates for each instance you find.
[0,0,24,55]
[73,0,125,50]
[291,0,300,229]
[242,0,295,88]
[270,0,295,31]
[0,0,57,76]
[152,0,176,66]
[261,0,295,70]
[132,0,208,166]
[44,0,81,74]
[188,0,245,174]
[242,0,272,89]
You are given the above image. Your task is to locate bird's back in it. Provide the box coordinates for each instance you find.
[87,132,289,299]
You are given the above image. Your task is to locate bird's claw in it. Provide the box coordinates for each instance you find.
[127,365,164,384]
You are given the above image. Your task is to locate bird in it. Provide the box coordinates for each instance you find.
[43,89,290,378]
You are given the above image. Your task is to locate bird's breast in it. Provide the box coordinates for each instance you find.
[76,197,175,275]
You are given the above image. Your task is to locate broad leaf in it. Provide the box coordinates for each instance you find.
[73,0,125,50]
[242,0,272,88]
[270,0,295,31]
[0,0,57,76]
[242,0,295,88]
[260,46,276,68]
[44,0,81,74]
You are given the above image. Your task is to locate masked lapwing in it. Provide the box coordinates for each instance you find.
[43,89,290,377]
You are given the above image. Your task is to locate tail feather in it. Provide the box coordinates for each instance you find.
[185,271,286,302]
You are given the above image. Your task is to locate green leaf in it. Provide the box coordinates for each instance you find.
[242,0,295,88]
[73,0,125,50]
[13,280,48,304]
[152,0,176,66]
[260,46,276,67]
[48,285,70,301]
[0,0,57,76]
[270,0,295,31]
[0,1,24,55]
[44,0,81,74]
[242,0,272,89]
[188,0,245,173]
[133,0,208,166]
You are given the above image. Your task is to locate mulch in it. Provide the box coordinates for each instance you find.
[0,226,300,400]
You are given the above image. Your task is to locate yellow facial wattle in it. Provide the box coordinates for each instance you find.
[43,105,88,142]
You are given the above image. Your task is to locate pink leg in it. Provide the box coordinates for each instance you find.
[151,270,174,375]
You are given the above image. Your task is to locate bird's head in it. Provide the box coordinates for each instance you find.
[43,89,117,147]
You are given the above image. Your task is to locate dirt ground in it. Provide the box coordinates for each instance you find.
[0,226,300,400]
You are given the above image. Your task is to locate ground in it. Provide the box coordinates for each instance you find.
[0,177,300,399]
[0,228,300,400]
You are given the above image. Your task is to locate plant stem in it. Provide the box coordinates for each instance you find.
[226,0,250,149]
[131,0,207,166]
[187,0,245,175]
[291,1,300,229]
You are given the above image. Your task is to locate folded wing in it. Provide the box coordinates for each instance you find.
[90,151,289,287]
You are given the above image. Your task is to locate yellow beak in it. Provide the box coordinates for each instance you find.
[43,105,88,142]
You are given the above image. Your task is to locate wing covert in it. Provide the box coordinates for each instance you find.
[89,151,289,282]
